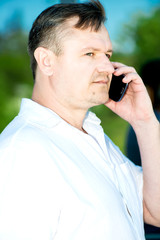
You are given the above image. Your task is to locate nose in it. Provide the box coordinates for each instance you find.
[96,55,114,74]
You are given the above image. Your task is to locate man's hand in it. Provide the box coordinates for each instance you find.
[105,62,154,128]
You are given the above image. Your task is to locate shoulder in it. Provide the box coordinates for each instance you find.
[0,115,65,192]
[0,115,52,170]
[0,115,48,147]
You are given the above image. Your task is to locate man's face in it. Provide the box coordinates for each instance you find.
[51,20,114,111]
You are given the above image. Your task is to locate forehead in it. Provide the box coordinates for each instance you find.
[63,19,112,52]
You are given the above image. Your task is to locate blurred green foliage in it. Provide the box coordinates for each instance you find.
[112,7,160,71]
[0,6,160,154]
[0,28,33,132]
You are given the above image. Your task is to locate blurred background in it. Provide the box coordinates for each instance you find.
[0,0,160,238]
[0,0,160,153]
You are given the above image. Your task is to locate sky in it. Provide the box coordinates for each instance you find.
[0,0,160,42]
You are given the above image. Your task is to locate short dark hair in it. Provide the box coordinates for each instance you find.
[28,0,106,79]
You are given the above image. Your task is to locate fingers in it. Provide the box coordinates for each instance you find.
[112,62,136,75]
[123,72,141,84]
[111,61,142,84]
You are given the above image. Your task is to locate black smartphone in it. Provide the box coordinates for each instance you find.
[109,74,128,102]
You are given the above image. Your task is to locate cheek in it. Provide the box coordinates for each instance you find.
[55,58,94,91]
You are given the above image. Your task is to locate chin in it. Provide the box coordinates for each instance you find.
[91,96,109,107]
[98,93,109,104]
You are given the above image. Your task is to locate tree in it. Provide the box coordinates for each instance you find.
[0,12,33,132]
[113,7,160,71]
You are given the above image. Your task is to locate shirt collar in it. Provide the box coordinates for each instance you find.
[19,98,102,130]
[83,111,103,135]
[19,98,62,128]
[83,111,101,126]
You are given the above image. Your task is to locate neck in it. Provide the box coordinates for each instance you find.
[32,84,88,133]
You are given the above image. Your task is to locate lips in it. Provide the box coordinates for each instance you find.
[94,80,108,84]
[92,74,110,85]
[93,74,110,82]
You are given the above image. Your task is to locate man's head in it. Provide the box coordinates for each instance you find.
[29,0,114,113]
[28,0,106,79]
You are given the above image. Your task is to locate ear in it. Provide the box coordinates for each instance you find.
[34,47,54,76]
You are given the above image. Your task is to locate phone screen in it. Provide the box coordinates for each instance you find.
[109,74,128,102]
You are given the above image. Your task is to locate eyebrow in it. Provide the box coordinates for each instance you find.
[82,47,113,54]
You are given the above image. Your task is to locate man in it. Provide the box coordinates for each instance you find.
[0,1,160,239]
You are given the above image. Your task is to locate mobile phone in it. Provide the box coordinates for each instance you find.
[109,74,128,102]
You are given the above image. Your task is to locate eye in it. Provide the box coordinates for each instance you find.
[85,52,94,57]
[105,54,111,59]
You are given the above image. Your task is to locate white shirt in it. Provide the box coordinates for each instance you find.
[0,98,145,240]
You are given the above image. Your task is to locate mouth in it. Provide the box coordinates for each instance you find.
[93,75,110,84]
[93,80,109,84]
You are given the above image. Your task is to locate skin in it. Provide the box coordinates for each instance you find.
[32,21,114,130]
[32,18,160,227]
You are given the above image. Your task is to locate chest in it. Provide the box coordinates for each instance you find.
[43,129,144,239]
